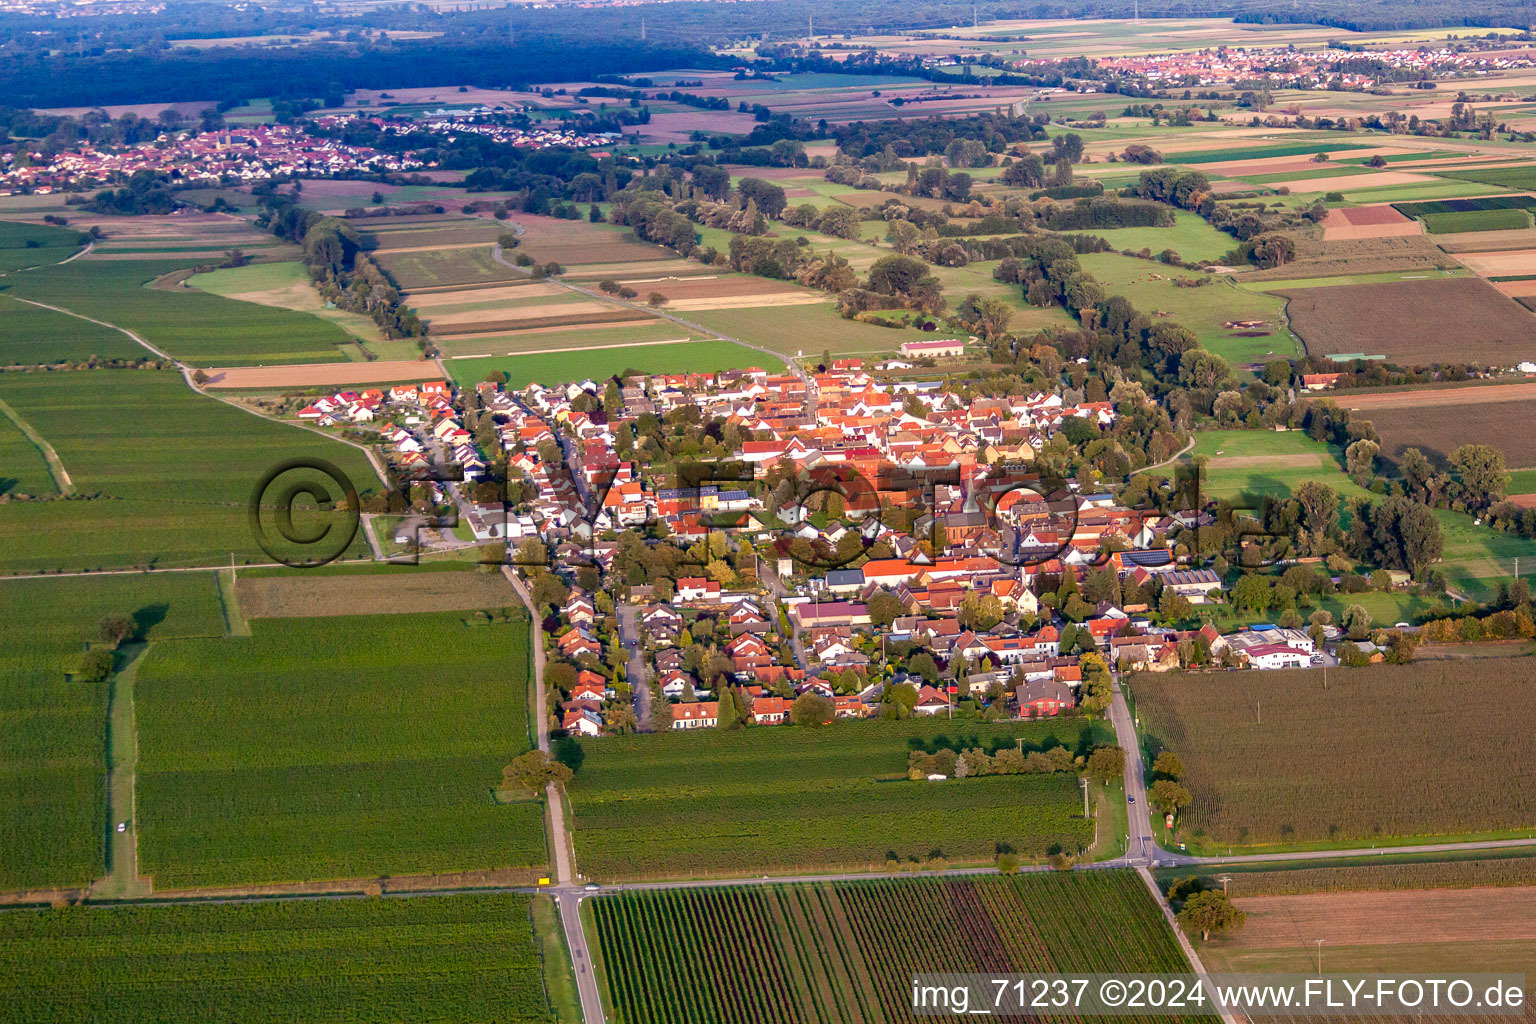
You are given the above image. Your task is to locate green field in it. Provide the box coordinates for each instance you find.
[1421,208,1532,234]
[449,338,785,389]
[1080,209,1239,263]
[1168,141,1371,165]
[0,219,84,273]
[568,718,1108,880]
[5,259,354,365]
[0,370,379,573]
[0,894,553,1023]
[136,611,544,888]
[1077,253,1293,364]
[592,871,1205,1024]
[1436,164,1536,191]
[0,573,225,890]
[0,293,144,364]
[433,321,705,358]
[0,400,57,496]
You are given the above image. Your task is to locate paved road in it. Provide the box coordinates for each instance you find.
[616,603,652,730]
[503,566,606,1024]
[1107,676,1162,867]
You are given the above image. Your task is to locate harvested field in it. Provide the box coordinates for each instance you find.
[200,360,435,389]
[561,259,714,281]
[425,309,655,335]
[625,275,808,301]
[1275,170,1435,193]
[1319,204,1421,241]
[406,282,563,307]
[1234,888,1536,948]
[1340,380,1536,411]
[235,567,517,618]
[504,213,673,265]
[1353,400,1536,468]
[1437,228,1536,252]
[373,247,520,289]
[1242,234,1457,281]
[424,299,622,327]
[1497,279,1536,297]
[1455,248,1536,276]
[1135,659,1536,849]
[1276,277,1536,364]
[368,241,486,256]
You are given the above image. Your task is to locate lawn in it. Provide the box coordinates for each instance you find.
[1077,253,1294,364]
[591,871,1201,1024]
[0,370,379,574]
[1188,429,1370,504]
[0,894,553,1024]
[0,573,225,890]
[1135,658,1536,853]
[5,259,354,365]
[135,611,544,889]
[567,717,1109,881]
[448,338,784,390]
[0,219,85,273]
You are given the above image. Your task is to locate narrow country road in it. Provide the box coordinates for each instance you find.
[503,565,607,1024]
[1107,677,1160,867]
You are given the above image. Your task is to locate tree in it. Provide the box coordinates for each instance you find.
[99,614,137,649]
[1151,751,1184,780]
[790,692,834,726]
[1177,890,1245,941]
[867,590,905,628]
[908,651,939,684]
[716,687,741,729]
[502,750,574,793]
[1448,444,1508,510]
[1345,439,1379,486]
[1085,745,1126,782]
[75,647,114,682]
[1149,779,1192,817]
[1340,603,1373,640]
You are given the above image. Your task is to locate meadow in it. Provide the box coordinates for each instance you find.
[448,338,784,390]
[375,245,522,290]
[5,259,354,365]
[1189,429,1369,504]
[1077,253,1292,364]
[0,370,378,574]
[0,573,225,891]
[1134,658,1536,852]
[0,893,553,1023]
[567,718,1107,880]
[135,611,543,889]
[592,871,1206,1024]
[1084,209,1241,264]
[0,294,143,364]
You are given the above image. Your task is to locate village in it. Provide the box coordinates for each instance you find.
[285,351,1405,742]
[0,114,610,194]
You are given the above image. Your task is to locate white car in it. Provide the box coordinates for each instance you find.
[116,821,127,833]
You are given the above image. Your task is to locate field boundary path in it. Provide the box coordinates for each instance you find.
[0,395,73,494]
[503,564,607,1024]
[89,642,152,901]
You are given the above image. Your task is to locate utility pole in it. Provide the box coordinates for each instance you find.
[1134,0,1140,20]
[807,14,813,39]
[1217,873,1232,894]
[640,16,646,41]
[1314,938,1325,974]
[1081,776,1089,817]
[1256,699,1261,725]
